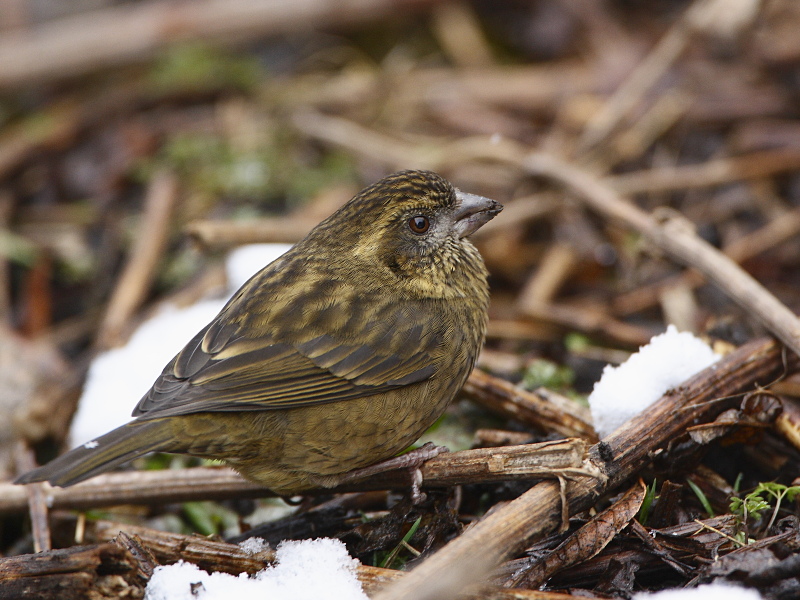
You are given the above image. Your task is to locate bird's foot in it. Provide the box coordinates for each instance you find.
[335,442,448,504]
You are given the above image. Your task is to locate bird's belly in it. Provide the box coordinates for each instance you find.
[203,378,457,494]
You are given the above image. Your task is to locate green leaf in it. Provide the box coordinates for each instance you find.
[638,479,658,526]
[687,479,714,517]
[380,516,423,569]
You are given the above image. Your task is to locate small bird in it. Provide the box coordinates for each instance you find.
[16,170,502,494]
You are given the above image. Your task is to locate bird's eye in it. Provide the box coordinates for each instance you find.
[408,215,430,234]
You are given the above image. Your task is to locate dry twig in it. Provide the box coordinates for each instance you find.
[4,440,591,514]
[521,153,800,358]
[373,337,797,600]
[97,170,180,349]
[0,0,445,89]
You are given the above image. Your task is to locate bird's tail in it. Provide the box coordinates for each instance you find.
[15,419,173,487]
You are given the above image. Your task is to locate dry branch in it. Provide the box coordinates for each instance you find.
[13,443,51,552]
[462,369,596,441]
[186,217,318,249]
[0,0,444,89]
[2,440,589,514]
[373,337,798,600]
[97,170,180,349]
[606,149,800,195]
[86,520,596,600]
[0,542,142,600]
[93,521,274,576]
[521,153,800,358]
[577,0,758,152]
[613,205,800,316]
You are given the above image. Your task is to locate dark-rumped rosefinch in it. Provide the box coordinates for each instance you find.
[17,170,502,494]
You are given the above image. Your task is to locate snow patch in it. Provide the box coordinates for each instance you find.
[588,325,720,438]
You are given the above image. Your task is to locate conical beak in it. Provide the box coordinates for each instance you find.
[453,191,503,238]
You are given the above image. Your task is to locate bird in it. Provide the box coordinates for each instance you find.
[16,170,502,494]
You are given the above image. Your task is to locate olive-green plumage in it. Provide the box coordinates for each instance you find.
[16,170,502,493]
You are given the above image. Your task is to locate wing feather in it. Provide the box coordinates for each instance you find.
[132,275,448,419]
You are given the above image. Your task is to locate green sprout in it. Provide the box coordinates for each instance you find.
[638,479,658,526]
[730,482,800,533]
[687,479,715,517]
[379,516,423,569]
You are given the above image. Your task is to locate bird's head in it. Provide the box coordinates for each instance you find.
[307,170,502,289]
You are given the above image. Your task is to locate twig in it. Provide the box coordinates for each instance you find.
[516,243,579,312]
[462,369,596,442]
[186,184,355,250]
[2,440,592,514]
[0,0,444,89]
[486,318,562,344]
[606,148,800,195]
[519,300,654,348]
[613,206,800,316]
[430,2,494,68]
[521,152,800,358]
[93,520,274,575]
[96,170,179,349]
[577,0,750,152]
[86,519,597,600]
[186,217,317,249]
[372,337,798,600]
[292,110,436,169]
[0,192,13,325]
[13,442,51,552]
[295,111,800,198]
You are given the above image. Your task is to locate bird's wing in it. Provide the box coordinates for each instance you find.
[132,291,446,419]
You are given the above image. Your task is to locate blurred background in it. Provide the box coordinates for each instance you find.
[2,0,800,568]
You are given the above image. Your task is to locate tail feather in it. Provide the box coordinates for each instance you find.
[15,420,173,487]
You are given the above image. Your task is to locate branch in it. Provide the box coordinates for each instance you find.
[373,337,798,600]
[522,152,800,358]
[0,0,443,89]
[2,440,589,514]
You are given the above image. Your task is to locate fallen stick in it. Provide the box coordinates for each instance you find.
[613,205,800,316]
[373,337,797,600]
[521,152,800,358]
[2,440,589,514]
[85,520,602,600]
[0,0,443,89]
[96,170,180,349]
[462,369,596,441]
[605,148,800,195]
[0,542,143,600]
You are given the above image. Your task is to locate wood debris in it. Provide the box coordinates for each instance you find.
[2,0,800,598]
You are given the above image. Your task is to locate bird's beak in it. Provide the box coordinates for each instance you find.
[453,191,503,238]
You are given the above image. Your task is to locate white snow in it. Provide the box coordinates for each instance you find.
[145,538,367,600]
[588,325,720,439]
[633,582,763,599]
[238,537,270,555]
[69,244,292,446]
